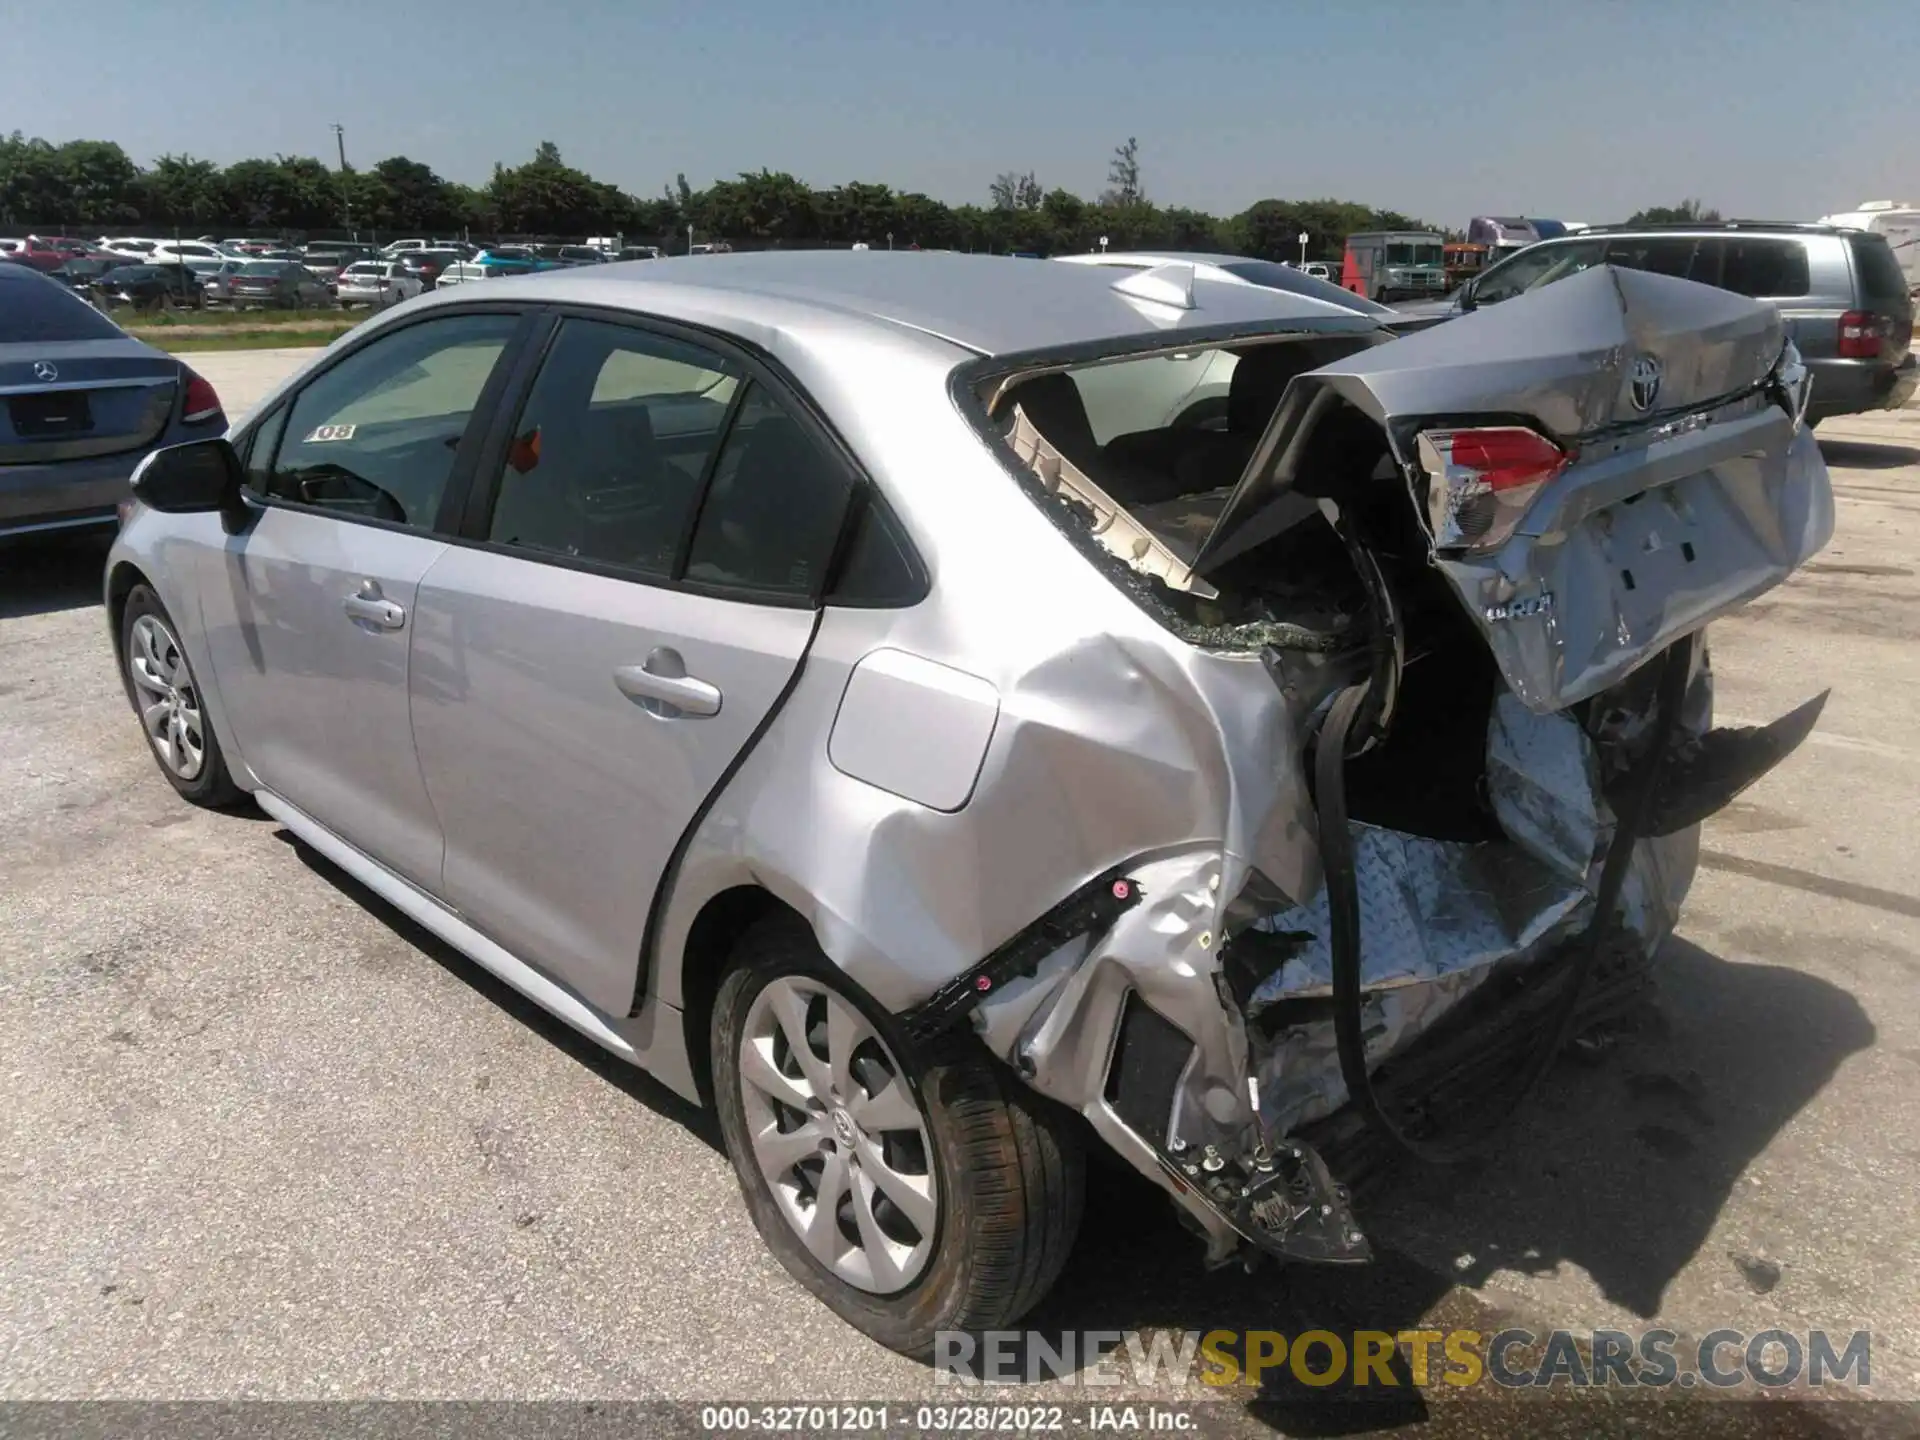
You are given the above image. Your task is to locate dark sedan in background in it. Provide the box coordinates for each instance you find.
[396,248,466,289]
[92,264,203,311]
[0,264,227,542]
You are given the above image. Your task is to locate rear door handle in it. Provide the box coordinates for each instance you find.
[343,583,406,630]
[615,648,721,718]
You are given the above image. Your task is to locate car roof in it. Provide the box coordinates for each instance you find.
[460,249,1378,358]
[1563,221,1859,238]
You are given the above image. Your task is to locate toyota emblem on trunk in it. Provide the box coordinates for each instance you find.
[1629,354,1661,412]
[32,360,58,382]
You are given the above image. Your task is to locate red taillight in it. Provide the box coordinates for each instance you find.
[1838,310,1883,360]
[181,368,223,425]
[1416,425,1569,551]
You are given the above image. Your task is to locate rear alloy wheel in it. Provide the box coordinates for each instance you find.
[712,914,1084,1355]
[121,585,242,807]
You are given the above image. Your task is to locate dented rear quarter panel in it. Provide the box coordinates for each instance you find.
[647,324,1321,1019]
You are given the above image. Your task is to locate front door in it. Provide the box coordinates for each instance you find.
[408,315,857,1015]
[198,310,523,887]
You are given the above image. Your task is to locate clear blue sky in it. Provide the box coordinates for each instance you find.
[8,0,1911,223]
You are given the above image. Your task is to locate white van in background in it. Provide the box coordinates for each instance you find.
[1821,201,1920,294]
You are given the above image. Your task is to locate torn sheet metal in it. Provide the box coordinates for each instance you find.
[1244,826,1586,1004]
[1246,669,1711,1139]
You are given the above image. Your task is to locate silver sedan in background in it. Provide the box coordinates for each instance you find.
[103,252,1829,1354]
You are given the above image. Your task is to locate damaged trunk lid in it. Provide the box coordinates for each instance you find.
[1191,265,1833,712]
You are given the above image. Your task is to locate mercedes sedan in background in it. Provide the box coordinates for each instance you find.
[105,252,1827,1354]
[0,264,226,543]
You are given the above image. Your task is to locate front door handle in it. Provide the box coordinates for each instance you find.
[343,582,406,630]
[614,648,721,718]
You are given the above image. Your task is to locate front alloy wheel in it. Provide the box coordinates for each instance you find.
[128,611,206,782]
[120,584,242,807]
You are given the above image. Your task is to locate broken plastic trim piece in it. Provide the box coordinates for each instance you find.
[1641,689,1829,837]
[900,867,1145,1044]
[1004,404,1219,599]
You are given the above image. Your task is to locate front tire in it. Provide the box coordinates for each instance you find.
[121,585,243,808]
[711,914,1084,1356]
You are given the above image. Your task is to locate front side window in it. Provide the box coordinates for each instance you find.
[1472,240,1604,305]
[484,317,741,576]
[258,312,518,528]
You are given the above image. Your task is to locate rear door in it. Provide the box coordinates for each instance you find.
[197,309,527,886]
[408,312,855,1015]
[1195,265,1831,713]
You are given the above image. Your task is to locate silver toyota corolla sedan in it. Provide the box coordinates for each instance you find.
[106,251,1831,1353]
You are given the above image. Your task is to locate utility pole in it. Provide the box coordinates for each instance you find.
[331,123,352,235]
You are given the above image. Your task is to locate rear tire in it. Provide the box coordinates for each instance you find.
[711,913,1084,1356]
[121,585,243,808]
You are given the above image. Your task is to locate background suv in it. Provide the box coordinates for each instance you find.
[1432,222,1915,424]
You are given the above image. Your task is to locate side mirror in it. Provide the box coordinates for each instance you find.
[129,438,251,535]
[1457,277,1479,312]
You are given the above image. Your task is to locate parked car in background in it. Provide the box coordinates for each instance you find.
[0,238,74,273]
[439,246,566,282]
[52,255,122,292]
[1053,253,1398,437]
[395,249,466,289]
[148,240,241,267]
[299,244,378,287]
[93,264,203,311]
[1431,222,1915,424]
[199,260,253,307]
[616,245,662,261]
[0,264,227,543]
[103,251,1828,1355]
[554,245,610,266]
[228,261,333,310]
[98,238,162,261]
[336,260,425,309]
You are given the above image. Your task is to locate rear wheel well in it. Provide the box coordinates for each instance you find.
[675,884,795,1106]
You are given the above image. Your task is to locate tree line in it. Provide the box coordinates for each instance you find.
[1,133,1449,262]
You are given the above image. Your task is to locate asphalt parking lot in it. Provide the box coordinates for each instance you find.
[3,347,1918,1433]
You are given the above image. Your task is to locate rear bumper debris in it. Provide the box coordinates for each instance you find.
[962,644,1825,1268]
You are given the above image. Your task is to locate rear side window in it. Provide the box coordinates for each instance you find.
[1601,236,1697,278]
[1690,239,1811,298]
[0,273,123,342]
[1848,235,1908,304]
[484,317,742,576]
[684,382,855,598]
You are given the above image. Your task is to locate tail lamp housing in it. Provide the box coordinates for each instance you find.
[1838,311,1884,360]
[180,367,224,425]
[1416,425,1570,552]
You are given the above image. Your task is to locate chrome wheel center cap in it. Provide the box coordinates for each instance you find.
[831,1107,858,1149]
